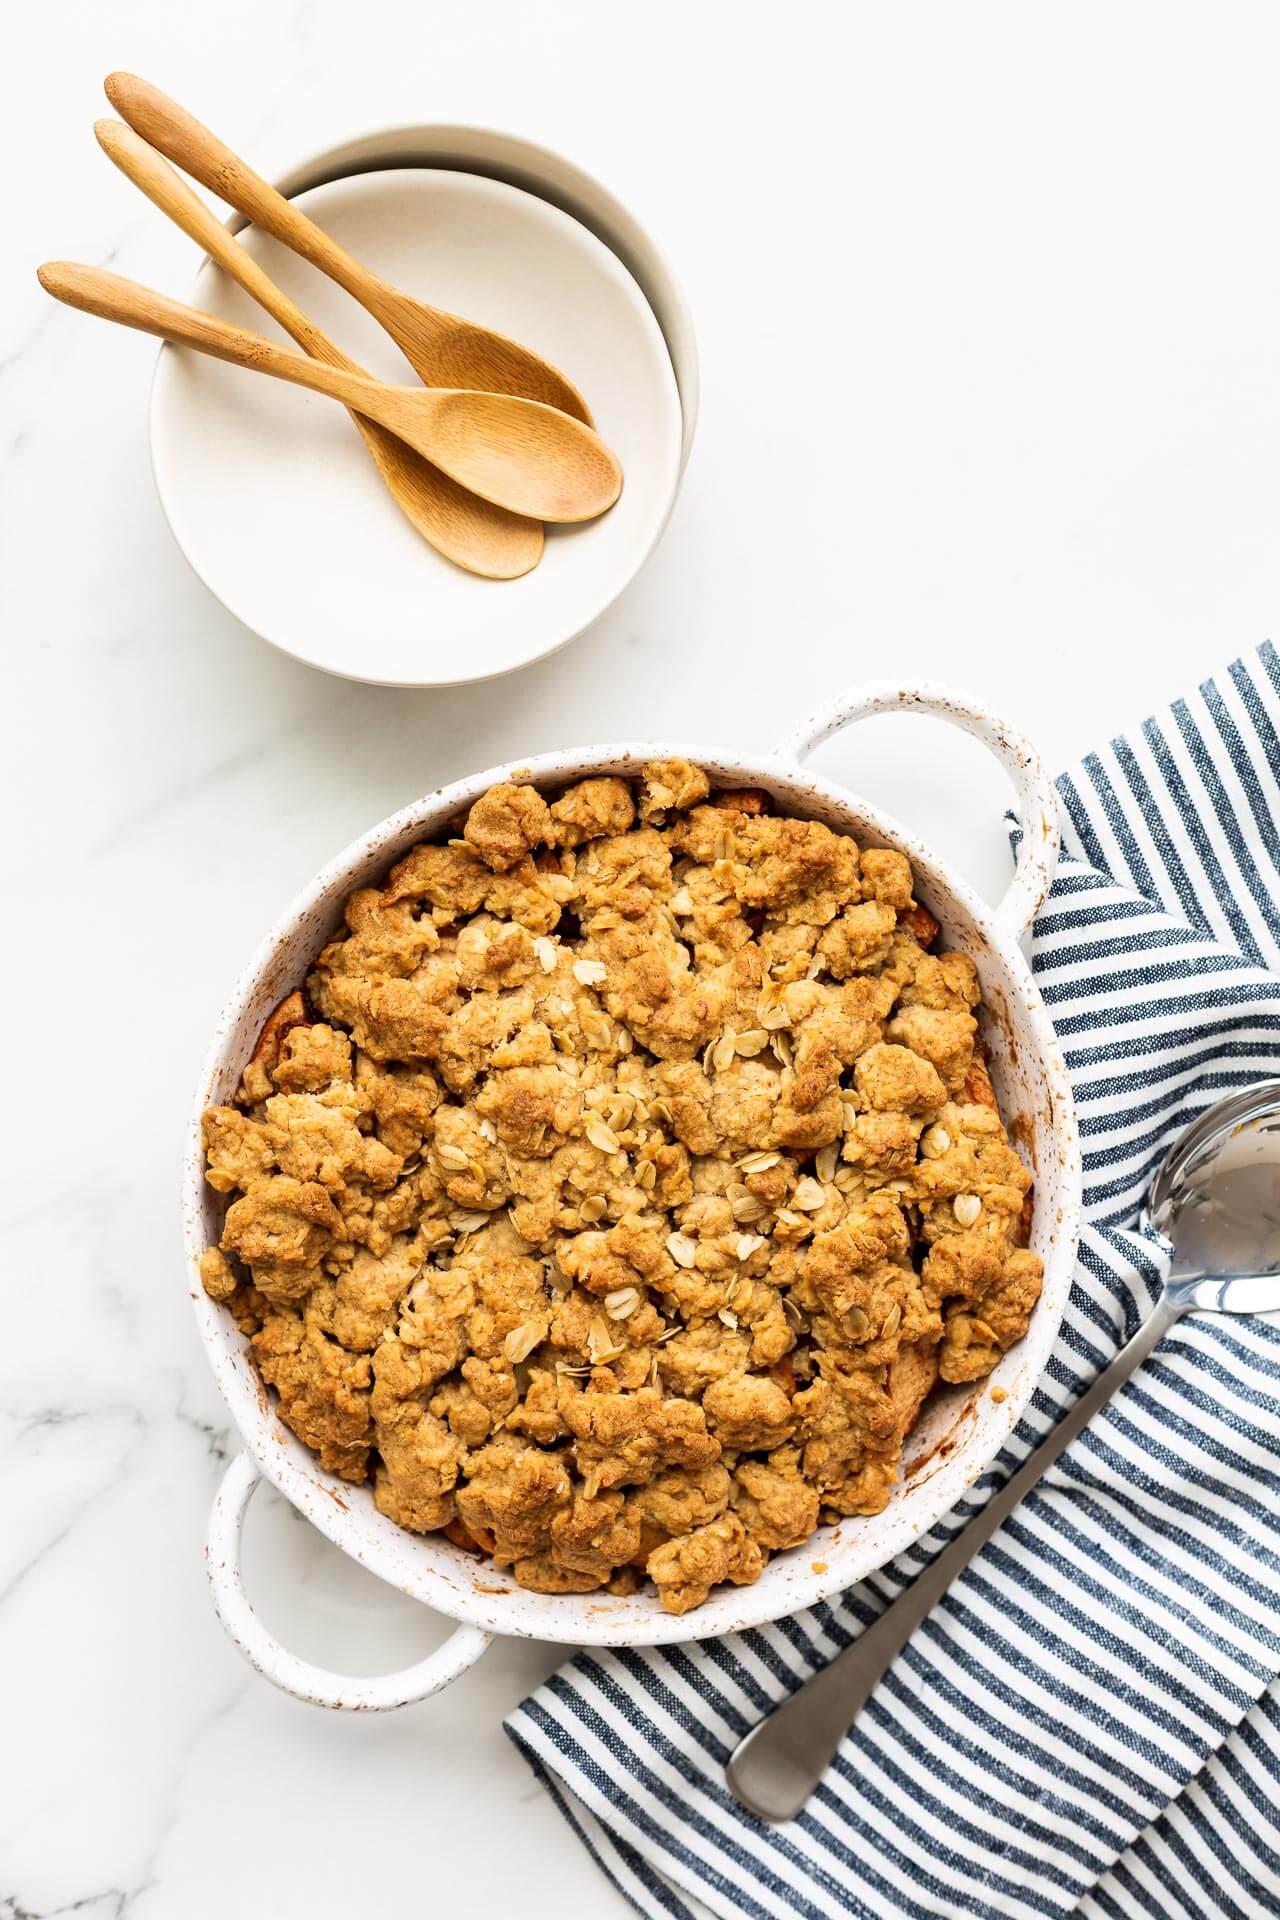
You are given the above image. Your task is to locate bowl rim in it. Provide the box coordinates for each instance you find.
[147,161,688,689]
[182,738,1082,1647]
[260,118,700,469]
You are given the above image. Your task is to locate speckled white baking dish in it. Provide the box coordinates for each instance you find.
[184,683,1081,1709]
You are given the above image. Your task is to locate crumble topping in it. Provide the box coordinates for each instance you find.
[200,762,1041,1613]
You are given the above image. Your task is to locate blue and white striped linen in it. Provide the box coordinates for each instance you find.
[505,643,1280,1920]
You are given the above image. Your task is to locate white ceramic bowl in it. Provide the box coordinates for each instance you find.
[150,164,685,686]
[185,682,1081,1709]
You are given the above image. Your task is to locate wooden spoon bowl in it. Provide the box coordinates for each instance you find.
[40,262,624,524]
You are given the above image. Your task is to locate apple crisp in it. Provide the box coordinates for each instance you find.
[199,763,1042,1614]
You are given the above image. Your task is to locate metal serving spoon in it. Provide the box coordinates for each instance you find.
[727,1079,1280,1823]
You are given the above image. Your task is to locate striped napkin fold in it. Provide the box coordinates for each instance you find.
[506,642,1280,1920]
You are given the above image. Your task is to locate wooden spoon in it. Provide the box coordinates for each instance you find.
[94,119,542,580]
[37,262,624,524]
[104,72,593,426]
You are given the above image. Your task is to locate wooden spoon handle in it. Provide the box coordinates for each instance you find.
[93,119,354,372]
[104,72,375,302]
[93,121,336,363]
[37,260,389,417]
[86,126,543,578]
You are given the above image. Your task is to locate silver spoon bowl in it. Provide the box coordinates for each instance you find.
[726,1079,1280,1823]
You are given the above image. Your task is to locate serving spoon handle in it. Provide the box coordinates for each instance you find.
[726,1290,1182,1823]
[91,121,542,579]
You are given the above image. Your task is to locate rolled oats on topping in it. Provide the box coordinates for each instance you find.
[201,762,1042,1615]
[712,1030,739,1073]
[448,1208,492,1234]
[503,1317,548,1364]
[734,1029,770,1057]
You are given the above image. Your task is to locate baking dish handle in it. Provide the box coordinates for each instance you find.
[206,1450,493,1710]
[775,680,1060,940]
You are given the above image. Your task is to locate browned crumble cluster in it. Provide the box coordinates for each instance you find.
[200,762,1042,1614]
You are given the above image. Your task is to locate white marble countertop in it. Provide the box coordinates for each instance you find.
[7,3,1280,1913]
